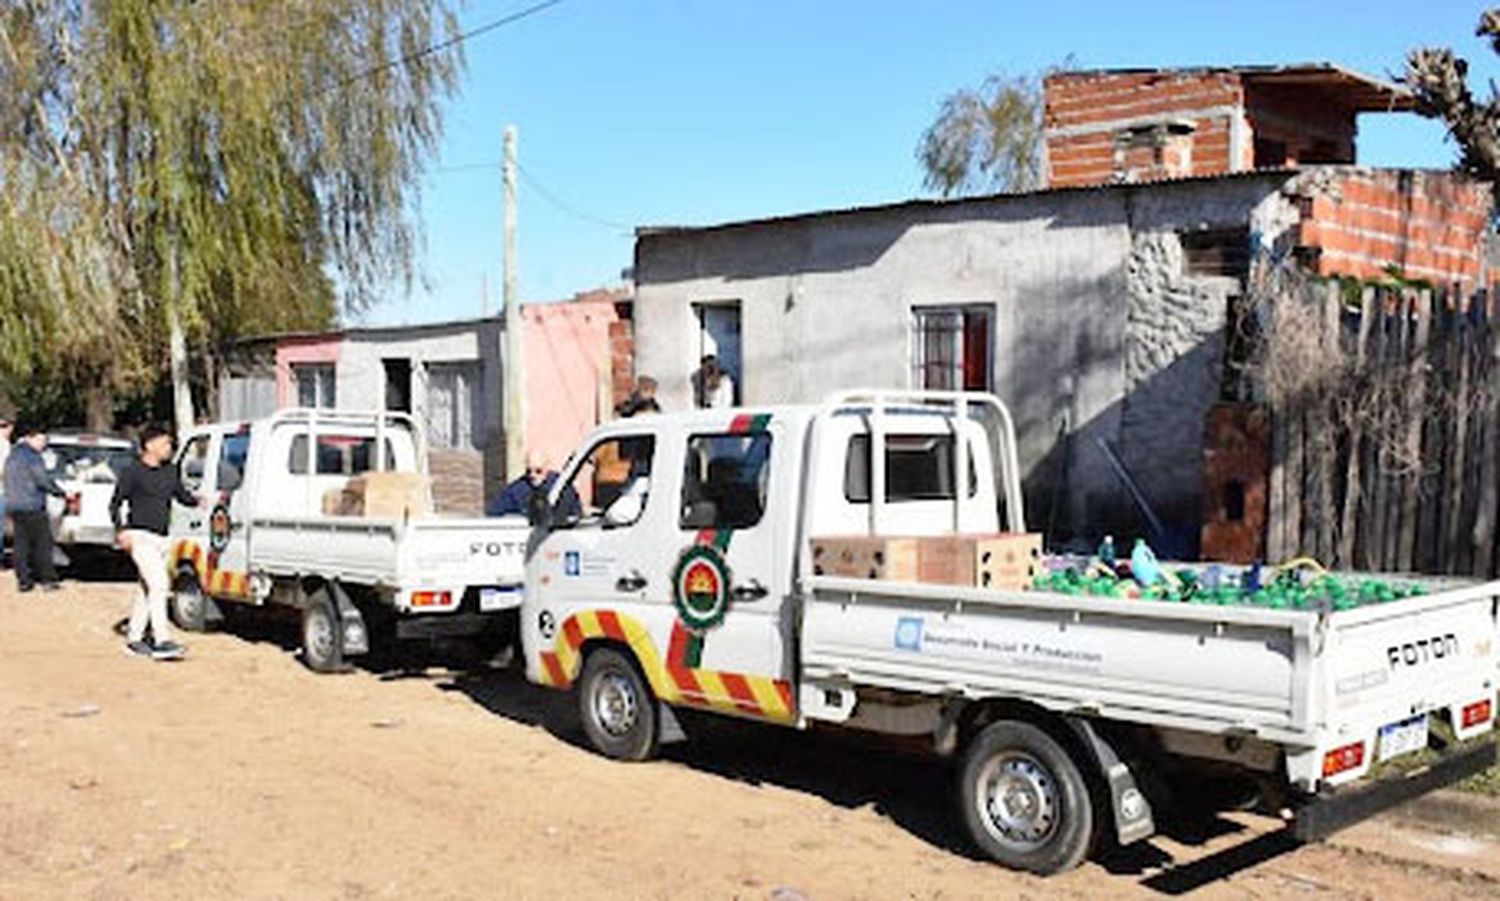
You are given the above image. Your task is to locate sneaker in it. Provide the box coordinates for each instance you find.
[17,584,34,593]
[41,582,61,592]
[151,641,186,661]
[124,640,153,658]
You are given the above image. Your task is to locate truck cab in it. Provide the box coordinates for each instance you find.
[522,398,1009,736]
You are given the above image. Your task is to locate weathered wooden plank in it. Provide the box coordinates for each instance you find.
[1457,301,1484,575]
[1284,404,1305,562]
[1377,289,1409,570]
[1443,295,1473,574]
[1416,291,1448,572]
[1392,289,1416,569]
[1315,282,1341,561]
[1338,289,1374,570]
[1268,406,1287,564]
[1475,292,1500,577]
[1366,291,1393,570]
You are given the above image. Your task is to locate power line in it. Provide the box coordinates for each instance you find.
[330,0,566,94]
[515,160,634,232]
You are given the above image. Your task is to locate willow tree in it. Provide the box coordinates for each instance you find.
[917,71,1046,198]
[0,0,460,429]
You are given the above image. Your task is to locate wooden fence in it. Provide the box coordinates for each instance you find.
[1266,282,1499,576]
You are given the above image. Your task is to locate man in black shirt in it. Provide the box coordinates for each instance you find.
[111,425,200,660]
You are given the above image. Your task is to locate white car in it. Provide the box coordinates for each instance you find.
[44,433,136,553]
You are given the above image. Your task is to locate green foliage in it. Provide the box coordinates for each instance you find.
[0,0,460,424]
[916,71,1045,197]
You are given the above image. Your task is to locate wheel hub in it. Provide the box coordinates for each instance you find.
[978,752,1059,849]
[306,611,335,660]
[592,672,639,737]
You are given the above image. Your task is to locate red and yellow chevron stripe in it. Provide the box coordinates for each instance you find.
[170,541,252,601]
[537,609,796,724]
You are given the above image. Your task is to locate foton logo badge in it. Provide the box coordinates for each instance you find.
[1387,634,1459,669]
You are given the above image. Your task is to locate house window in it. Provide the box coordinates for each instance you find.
[912,306,992,391]
[1180,228,1250,280]
[425,362,482,450]
[293,364,336,409]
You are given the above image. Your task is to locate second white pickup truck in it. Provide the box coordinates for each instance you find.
[520,390,1498,875]
[167,409,528,671]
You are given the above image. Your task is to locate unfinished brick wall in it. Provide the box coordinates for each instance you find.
[1296,169,1492,286]
[609,311,635,411]
[428,448,484,516]
[1045,71,1243,187]
[1200,404,1270,564]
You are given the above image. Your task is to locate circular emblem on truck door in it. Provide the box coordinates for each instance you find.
[672,544,732,633]
[208,503,232,553]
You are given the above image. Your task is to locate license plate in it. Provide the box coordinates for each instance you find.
[1377,715,1430,762]
[478,586,523,612]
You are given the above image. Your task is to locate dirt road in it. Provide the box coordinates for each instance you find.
[2,579,1499,900]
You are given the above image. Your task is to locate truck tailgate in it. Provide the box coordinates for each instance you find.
[402,517,529,598]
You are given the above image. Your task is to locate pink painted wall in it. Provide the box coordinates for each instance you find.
[523,299,621,469]
[274,334,343,406]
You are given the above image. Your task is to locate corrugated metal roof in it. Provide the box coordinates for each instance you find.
[637,167,1304,239]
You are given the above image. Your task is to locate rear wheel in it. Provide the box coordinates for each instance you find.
[577,647,659,761]
[301,591,347,673]
[169,571,208,632]
[958,720,1095,875]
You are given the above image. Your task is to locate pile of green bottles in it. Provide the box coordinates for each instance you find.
[1031,563,1426,610]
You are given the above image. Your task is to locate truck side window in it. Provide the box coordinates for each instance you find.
[680,433,772,530]
[844,434,977,503]
[179,436,211,493]
[288,434,398,475]
[555,435,654,529]
[218,432,251,492]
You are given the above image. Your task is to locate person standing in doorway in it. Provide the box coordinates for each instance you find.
[693,355,735,409]
[4,422,64,592]
[0,416,12,572]
[111,425,200,660]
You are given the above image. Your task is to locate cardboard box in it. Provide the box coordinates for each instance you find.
[810,536,920,581]
[918,533,1042,590]
[810,533,1042,590]
[321,486,352,516]
[345,472,430,519]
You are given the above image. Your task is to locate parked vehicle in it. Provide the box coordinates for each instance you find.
[44,433,136,557]
[167,409,529,671]
[520,390,1498,875]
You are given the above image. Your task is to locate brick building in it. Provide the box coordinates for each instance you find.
[1045,64,1414,188]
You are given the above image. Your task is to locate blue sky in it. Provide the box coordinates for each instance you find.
[366,0,1499,326]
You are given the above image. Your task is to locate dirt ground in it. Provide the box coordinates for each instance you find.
[3,577,1500,900]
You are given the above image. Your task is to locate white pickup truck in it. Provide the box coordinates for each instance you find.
[520,390,1498,875]
[167,409,529,671]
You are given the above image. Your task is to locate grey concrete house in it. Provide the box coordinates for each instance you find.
[632,166,1490,548]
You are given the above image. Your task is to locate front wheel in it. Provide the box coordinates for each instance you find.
[577,647,659,761]
[169,571,208,632]
[301,591,347,674]
[958,720,1095,875]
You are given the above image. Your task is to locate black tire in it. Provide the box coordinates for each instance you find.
[577,647,659,761]
[958,720,1095,875]
[301,591,347,674]
[169,570,208,632]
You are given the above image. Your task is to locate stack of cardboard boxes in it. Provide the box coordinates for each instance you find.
[322,472,431,519]
[810,533,1042,591]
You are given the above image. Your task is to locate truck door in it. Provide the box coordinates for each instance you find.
[207,426,254,601]
[670,417,792,720]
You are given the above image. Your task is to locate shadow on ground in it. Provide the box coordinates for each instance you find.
[194,615,1287,890]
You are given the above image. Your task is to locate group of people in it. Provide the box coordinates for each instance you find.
[2,416,200,662]
[486,357,736,519]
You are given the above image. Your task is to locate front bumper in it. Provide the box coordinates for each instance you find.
[1293,738,1496,842]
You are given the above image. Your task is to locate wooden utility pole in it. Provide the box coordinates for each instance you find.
[502,125,525,480]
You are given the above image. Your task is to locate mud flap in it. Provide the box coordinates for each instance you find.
[1069,718,1156,846]
[658,703,687,744]
[328,582,369,657]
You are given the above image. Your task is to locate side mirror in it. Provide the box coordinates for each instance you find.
[526,491,551,529]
